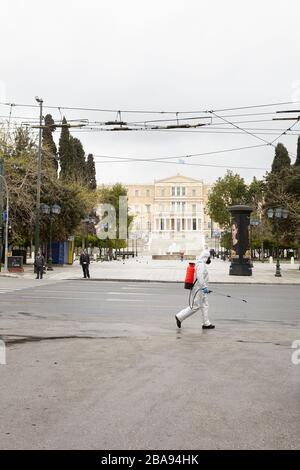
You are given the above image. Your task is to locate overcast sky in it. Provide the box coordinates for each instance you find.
[1,0,300,185]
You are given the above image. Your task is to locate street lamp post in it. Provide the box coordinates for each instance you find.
[0,175,9,273]
[41,203,61,270]
[267,207,289,277]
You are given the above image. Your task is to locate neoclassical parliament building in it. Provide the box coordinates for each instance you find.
[126,174,215,255]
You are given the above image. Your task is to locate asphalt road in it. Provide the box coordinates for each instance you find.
[0,280,299,449]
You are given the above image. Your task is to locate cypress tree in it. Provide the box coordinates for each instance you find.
[58,117,73,181]
[86,153,97,190]
[295,136,300,166]
[70,136,86,183]
[42,114,58,172]
[271,143,291,173]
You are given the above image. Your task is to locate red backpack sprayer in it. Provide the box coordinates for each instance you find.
[184,262,196,290]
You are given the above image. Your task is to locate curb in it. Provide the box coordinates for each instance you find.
[0,273,20,278]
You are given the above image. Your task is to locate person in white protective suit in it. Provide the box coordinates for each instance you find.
[175,249,215,330]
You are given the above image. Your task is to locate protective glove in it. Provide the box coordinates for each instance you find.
[202,287,210,294]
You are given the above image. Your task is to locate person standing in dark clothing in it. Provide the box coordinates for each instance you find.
[80,249,90,279]
[35,251,45,279]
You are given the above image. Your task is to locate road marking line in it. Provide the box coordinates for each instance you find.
[0,295,149,302]
[105,299,143,302]
[107,292,153,296]
[0,296,86,301]
[121,286,150,289]
[8,289,115,295]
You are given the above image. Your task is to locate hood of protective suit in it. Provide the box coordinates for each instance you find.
[199,249,211,263]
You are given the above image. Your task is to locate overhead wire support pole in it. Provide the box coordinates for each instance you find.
[34,97,43,259]
[0,174,9,273]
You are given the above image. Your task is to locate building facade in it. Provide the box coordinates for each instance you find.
[126,174,215,255]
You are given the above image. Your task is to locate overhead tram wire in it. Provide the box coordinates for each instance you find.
[1,116,297,133]
[209,100,300,113]
[93,158,268,171]
[2,113,298,137]
[92,144,270,170]
[1,99,300,116]
[0,113,285,127]
[269,117,300,145]
[1,100,300,138]
[210,111,275,147]
[92,144,268,163]
[68,128,300,136]
[2,98,298,159]
[210,111,299,158]
[124,111,287,127]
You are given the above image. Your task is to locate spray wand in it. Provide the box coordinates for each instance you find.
[209,290,247,303]
[189,287,247,309]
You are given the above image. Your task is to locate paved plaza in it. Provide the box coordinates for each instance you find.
[1,256,299,284]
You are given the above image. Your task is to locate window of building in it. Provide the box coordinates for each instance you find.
[177,187,180,196]
[182,202,186,212]
[192,218,197,230]
[161,188,165,197]
[198,219,201,230]
[172,187,176,196]
[166,219,170,230]
[171,201,176,212]
[135,190,139,197]
[192,189,196,197]
[155,219,159,230]
[187,219,191,230]
[182,187,186,196]
[146,204,151,213]
[192,204,197,213]
[146,189,150,197]
[177,219,181,231]
[177,201,181,212]
[160,219,164,231]
[182,219,185,230]
[171,218,175,231]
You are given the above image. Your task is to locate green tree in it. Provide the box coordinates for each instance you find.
[58,119,92,184]
[247,177,265,209]
[42,114,58,172]
[86,153,97,190]
[70,136,86,183]
[0,126,97,247]
[58,117,73,181]
[295,136,300,166]
[265,165,300,266]
[206,170,248,227]
[271,143,291,174]
[14,127,36,157]
[40,181,96,242]
[97,184,133,250]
